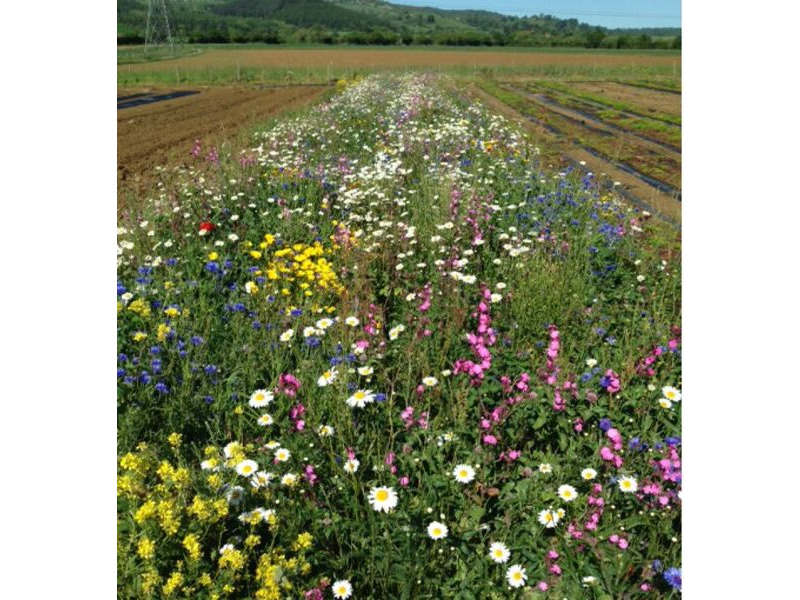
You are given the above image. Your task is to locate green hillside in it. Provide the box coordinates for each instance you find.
[117,0,680,48]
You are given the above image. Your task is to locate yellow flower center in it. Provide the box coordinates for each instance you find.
[355,392,365,399]
[433,528,441,536]
[513,572,522,580]
[459,470,468,478]
[376,490,389,502]
[338,587,347,595]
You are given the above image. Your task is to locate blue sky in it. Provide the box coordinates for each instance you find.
[387,1,682,29]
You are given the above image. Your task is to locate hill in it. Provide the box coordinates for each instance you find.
[117,0,680,48]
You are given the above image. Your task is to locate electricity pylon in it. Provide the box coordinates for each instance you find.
[145,0,175,52]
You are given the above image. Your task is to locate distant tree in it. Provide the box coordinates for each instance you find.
[426,14,435,23]
[671,35,681,49]
[585,27,605,48]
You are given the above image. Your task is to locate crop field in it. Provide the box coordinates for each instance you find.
[472,77,681,223]
[117,46,680,87]
[117,85,329,207]
[117,72,681,598]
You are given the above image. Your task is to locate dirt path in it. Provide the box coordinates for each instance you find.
[467,85,681,224]
[117,85,327,206]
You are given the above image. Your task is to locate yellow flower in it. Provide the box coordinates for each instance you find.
[198,573,212,587]
[234,405,244,415]
[245,534,261,548]
[137,537,156,560]
[183,534,202,561]
[292,532,313,552]
[127,298,151,317]
[134,500,156,524]
[162,572,184,597]
[132,331,148,342]
[164,281,174,290]
[208,251,219,261]
[141,571,160,595]
[167,433,182,447]
[164,306,180,318]
[250,250,262,259]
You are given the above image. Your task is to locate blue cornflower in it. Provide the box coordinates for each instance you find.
[204,364,219,375]
[305,337,321,348]
[151,359,162,373]
[131,357,140,366]
[223,260,233,269]
[179,350,187,358]
[151,300,162,310]
[345,353,357,363]
[190,336,204,346]
[165,258,177,267]
[205,261,220,274]
[232,303,245,312]
[267,295,276,303]
[118,353,128,363]
[150,346,160,355]
[651,560,663,573]
[256,276,266,285]
[595,327,607,336]
[117,368,126,378]
[605,336,617,345]
[346,382,357,392]
[247,266,260,273]
[123,376,135,385]
[204,396,214,405]
[329,357,343,366]
[117,282,126,295]
[580,372,593,383]
[599,375,611,388]
[291,309,303,317]
[252,321,262,330]
[598,418,612,432]
[139,371,151,384]
[375,393,386,403]
[665,436,682,447]
[155,382,169,394]
[663,568,681,591]
[138,266,152,276]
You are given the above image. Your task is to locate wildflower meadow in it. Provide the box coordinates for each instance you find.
[117,74,682,599]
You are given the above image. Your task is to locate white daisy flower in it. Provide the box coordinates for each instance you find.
[316,318,334,330]
[281,473,298,487]
[223,441,243,458]
[250,471,274,489]
[662,386,682,402]
[318,368,338,387]
[257,414,274,427]
[249,389,274,408]
[538,463,553,474]
[618,476,638,493]
[488,541,510,564]
[236,459,258,477]
[388,325,405,340]
[332,580,352,599]
[317,424,334,437]
[280,329,295,343]
[368,486,398,512]
[357,366,374,376]
[345,316,360,327]
[422,376,438,387]
[659,398,673,409]
[586,358,598,368]
[506,564,527,588]
[557,484,578,502]
[274,448,291,463]
[225,485,245,506]
[303,326,317,338]
[427,521,448,540]
[346,389,375,408]
[452,464,476,484]
[581,468,598,480]
[538,508,560,528]
[344,459,360,474]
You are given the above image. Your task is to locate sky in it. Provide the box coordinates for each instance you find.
[388,0,682,29]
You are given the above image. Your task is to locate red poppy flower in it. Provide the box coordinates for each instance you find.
[199,221,215,233]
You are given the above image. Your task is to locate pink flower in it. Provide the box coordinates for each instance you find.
[549,564,562,575]
[609,534,619,543]
[618,538,629,549]
[547,550,559,560]
[398,476,410,487]
[483,434,498,446]
[537,582,548,591]
[600,447,615,461]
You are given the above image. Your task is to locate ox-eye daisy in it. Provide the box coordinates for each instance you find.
[257,414,274,427]
[581,468,597,480]
[427,521,448,540]
[249,389,274,408]
[318,368,338,387]
[274,448,290,463]
[662,386,682,402]
[538,508,560,528]
[558,484,578,502]
[506,564,527,588]
[236,460,258,477]
[332,580,352,599]
[489,542,510,564]
[346,389,375,408]
[618,476,638,493]
[453,464,476,484]
[368,486,398,512]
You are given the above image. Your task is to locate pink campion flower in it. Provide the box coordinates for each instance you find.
[612,455,624,468]
[659,496,670,506]
[600,447,615,461]
[547,550,559,560]
[304,465,318,486]
[295,420,305,431]
[640,583,651,591]
[585,520,597,531]
[618,538,629,549]
[385,452,395,466]
[604,369,621,394]
[574,418,584,432]
[480,418,492,430]
[346,448,356,460]
[399,476,410,487]
[609,534,619,544]
[595,498,605,507]
[483,434,498,446]
[668,338,679,350]
[549,564,562,575]
[537,582,548,591]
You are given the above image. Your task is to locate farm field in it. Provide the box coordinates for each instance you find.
[472,77,681,223]
[118,46,680,87]
[117,73,682,599]
[117,85,329,207]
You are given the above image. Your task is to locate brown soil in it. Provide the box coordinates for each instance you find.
[467,85,681,224]
[121,49,681,73]
[569,81,681,118]
[117,85,327,207]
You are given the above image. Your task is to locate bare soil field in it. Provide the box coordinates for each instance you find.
[117,85,327,206]
[568,81,681,118]
[120,48,680,73]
